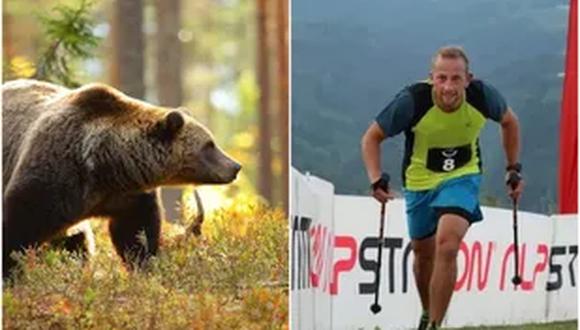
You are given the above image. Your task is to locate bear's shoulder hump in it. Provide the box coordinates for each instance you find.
[69,83,125,114]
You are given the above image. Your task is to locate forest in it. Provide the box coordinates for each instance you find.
[3,0,289,328]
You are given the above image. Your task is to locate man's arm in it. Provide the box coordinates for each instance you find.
[361,122,393,203]
[500,107,524,200]
[362,87,413,202]
[500,108,520,166]
[361,122,386,183]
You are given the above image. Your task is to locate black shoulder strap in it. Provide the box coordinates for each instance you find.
[407,81,433,129]
[401,81,432,187]
[466,80,490,118]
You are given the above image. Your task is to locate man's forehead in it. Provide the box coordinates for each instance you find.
[432,57,468,74]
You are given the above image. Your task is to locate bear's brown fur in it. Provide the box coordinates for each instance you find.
[2,79,241,278]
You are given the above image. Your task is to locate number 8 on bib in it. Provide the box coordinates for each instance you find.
[426,144,472,173]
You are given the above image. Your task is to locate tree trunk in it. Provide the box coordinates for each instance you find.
[110,0,145,99]
[155,0,182,107]
[3,10,14,62]
[277,0,289,214]
[256,0,273,203]
[155,0,183,223]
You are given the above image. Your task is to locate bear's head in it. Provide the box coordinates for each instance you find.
[71,84,241,191]
[151,109,242,186]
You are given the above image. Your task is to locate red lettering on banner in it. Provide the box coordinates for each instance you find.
[467,241,494,291]
[519,245,533,290]
[533,244,549,285]
[330,235,357,295]
[500,243,514,290]
[520,244,549,291]
[500,243,523,291]
[455,241,494,291]
[322,229,333,291]
[455,241,469,291]
[500,243,549,291]
[309,224,333,292]
[309,225,323,288]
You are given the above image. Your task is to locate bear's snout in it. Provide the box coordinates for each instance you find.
[229,161,242,180]
[218,159,241,183]
[198,147,242,184]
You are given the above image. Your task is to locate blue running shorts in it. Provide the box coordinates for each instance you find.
[403,174,483,240]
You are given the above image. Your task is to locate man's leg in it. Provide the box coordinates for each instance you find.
[412,236,436,314]
[404,189,438,329]
[429,213,469,325]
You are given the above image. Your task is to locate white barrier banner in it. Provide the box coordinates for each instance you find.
[546,214,578,322]
[333,197,420,329]
[291,169,335,330]
[291,170,577,329]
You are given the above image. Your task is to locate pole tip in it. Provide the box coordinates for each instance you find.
[512,276,522,285]
[370,304,382,314]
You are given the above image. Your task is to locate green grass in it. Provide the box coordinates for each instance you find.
[455,320,577,329]
[3,194,288,329]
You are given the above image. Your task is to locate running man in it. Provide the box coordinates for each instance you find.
[361,46,524,329]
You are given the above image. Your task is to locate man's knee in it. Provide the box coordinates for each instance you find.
[435,213,469,260]
[435,220,463,260]
[435,236,461,260]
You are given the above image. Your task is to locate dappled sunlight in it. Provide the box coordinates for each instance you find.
[8,56,35,78]
[231,131,255,149]
[181,183,269,241]
[185,185,235,214]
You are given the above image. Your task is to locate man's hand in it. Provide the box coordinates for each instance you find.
[371,173,395,203]
[505,170,524,201]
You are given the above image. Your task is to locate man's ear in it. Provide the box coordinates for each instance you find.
[465,72,474,86]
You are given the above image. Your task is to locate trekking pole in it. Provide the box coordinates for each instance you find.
[507,172,522,286]
[370,202,386,314]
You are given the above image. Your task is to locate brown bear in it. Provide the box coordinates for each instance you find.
[2,79,241,278]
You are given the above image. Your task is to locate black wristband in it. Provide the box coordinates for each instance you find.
[505,171,522,189]
[371,172,390,192]
[506,163,522,173]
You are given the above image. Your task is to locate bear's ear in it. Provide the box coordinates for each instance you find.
[155,111,184,140]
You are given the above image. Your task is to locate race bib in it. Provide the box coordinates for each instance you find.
[426,144,472,172]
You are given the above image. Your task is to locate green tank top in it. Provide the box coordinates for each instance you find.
[375,80,507,191]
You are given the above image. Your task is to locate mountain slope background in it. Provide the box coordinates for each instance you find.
[292,0,569,213]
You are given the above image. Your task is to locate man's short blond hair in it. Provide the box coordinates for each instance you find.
[431,46,470,72]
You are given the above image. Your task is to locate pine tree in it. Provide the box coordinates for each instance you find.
[33,0,100,87]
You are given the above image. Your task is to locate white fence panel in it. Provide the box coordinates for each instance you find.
[291,169,577,329]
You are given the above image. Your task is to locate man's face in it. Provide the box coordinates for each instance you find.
[430,56,471,112]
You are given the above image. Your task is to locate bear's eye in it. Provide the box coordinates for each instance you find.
[202,141,215,151]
